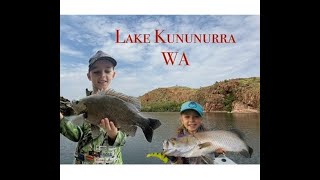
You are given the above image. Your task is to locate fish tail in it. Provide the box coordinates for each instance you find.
[146,152,169,163]
[142,126,153,143]
[248,145,253,157]
[148,118,162,130]
[240,145,253,158]
[142,118,162,143]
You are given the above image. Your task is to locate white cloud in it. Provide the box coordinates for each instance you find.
[60,15,260,100]
[60,44,85,58]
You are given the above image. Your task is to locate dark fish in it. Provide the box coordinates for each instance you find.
[71,89,161,142]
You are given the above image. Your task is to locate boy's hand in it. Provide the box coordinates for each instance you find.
[100,118,118,140]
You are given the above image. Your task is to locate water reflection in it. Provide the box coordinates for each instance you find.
[60,112,260,164]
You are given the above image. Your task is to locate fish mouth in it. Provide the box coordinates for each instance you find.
[162,140,175,154]
[162,140,169,149]
[70,107,87,117]
[163,147,195,157]
[162,140,196,156]
[163,149,178,156]
[70,101,88,115]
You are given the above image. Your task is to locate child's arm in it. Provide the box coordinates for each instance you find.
[60,115,82,142]
[108,131,126,146]
[100,118,126,146]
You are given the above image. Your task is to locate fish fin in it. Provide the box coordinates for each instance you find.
[198,142,213,149]
[240,146,253,158]
[142,126,153,143]
[90,125,101,138]
[146,152,169,164]
[200,155,214,164]
[229,129,253,157]
[148,118,162,130]
[141,118,162,142]
[104,89,141,110]
[247,145,253,157]
[124,126,137,137]
[141,118,161,142]
[95,89,105,95]
[85,88,92,96]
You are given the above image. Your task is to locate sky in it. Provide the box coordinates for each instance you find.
[60,15,260,100]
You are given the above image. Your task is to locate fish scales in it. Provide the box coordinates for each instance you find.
[163,130,253,158]
[194,130,249,152]
[71,89,162,142]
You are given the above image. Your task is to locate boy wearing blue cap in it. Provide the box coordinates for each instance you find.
[168,101,224,164]
[60,50,126,164]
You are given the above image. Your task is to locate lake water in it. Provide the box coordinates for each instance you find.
[60,112,260,164]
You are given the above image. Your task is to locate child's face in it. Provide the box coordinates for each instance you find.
[180,110,202,134]
[87,60,116,91]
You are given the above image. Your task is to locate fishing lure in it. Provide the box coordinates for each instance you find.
[146,152,169,164]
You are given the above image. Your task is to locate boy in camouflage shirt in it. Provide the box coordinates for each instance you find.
[60,50,126,164]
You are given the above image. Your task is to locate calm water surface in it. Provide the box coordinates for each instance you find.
[60,112,260,164]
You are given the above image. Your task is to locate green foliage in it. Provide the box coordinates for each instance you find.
[223,93,235,112]
[238,77,260,86]
[140,77,260,112]
[141,101,182,112]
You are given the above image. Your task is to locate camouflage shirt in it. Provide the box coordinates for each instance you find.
[60,117,126,164]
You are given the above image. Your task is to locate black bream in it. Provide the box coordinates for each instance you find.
[163,130,253,158]
[70,89,162,142]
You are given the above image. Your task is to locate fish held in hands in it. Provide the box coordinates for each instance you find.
[71,89,162,142]
[163,130,253,158]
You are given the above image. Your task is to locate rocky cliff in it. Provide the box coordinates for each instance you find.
[60,77,260,114]
[140,77,260,113]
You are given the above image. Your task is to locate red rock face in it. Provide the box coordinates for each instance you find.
[140,77,259,112]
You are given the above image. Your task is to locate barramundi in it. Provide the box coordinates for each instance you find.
[163,130,253,158]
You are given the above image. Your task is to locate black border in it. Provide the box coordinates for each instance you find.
[260,0,287,179]
[18,1,60,179]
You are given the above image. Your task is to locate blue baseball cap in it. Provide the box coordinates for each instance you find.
[180,101,204,117]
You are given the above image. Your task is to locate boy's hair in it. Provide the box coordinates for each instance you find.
[88,50,117,71]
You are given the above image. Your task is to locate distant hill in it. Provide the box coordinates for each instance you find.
[139,77,260,113]
[60,77,260,115]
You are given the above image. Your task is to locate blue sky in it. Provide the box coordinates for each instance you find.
[60,15,260,100]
